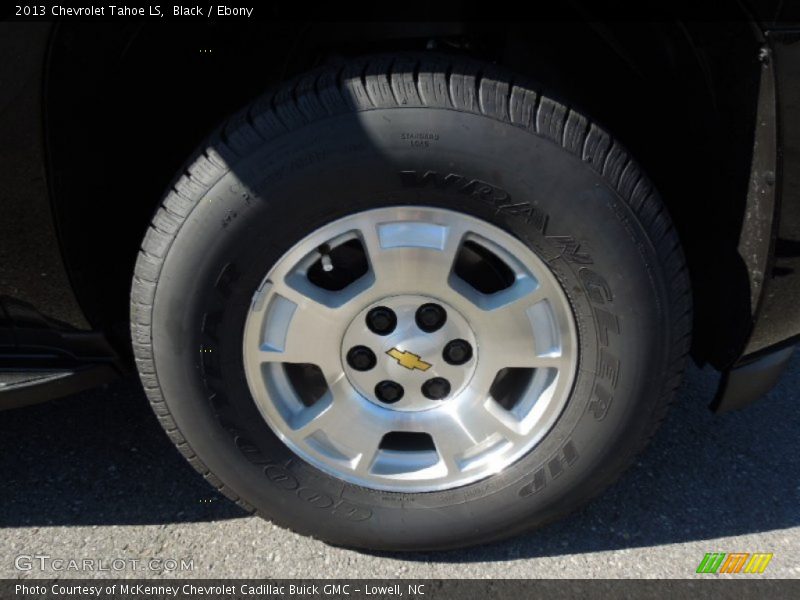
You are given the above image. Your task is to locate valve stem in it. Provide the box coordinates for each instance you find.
[318,244,334,272]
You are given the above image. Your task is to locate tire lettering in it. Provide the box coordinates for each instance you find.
[518,440,579,497]
[588,383,613,421]
[545,236,593,264]
[580,267,621,421]
[578,267,613,304]
[519,256,621,497]
[398,170,548,232]
[518,468,546,497]
[213,262,239,297]
[265,465,299,490]
[332,500,373,522]
[593,306,620,347]
[597,348,620,388]
[297,488,334,508]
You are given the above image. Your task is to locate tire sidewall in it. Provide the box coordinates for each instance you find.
[149,108,670,549]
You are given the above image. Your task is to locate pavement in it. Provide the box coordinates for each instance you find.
[1,353,798,579]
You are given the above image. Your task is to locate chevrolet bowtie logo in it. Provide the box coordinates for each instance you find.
[386,348,432,371]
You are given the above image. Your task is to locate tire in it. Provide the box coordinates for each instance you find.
[131,54,691,551]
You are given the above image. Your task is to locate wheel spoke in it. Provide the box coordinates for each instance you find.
[434,403,521,474]
[293,378,387,474]
[253,280,346,378]
[469,287,546,371]
[359,219,467,294]
[350,434,385,478]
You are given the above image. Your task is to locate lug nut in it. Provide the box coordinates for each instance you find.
[422,377,451,400]
[443,339,473,365]
[375,380,404,403]
[346,346,376,371]
[415,303,447,333]
[366,306,397,335]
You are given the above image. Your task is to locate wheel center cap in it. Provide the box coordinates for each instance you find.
[341,295,478,412]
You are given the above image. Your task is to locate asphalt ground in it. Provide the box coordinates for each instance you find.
[1,353,798,579]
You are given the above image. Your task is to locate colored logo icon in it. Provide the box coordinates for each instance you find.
[696,552,773,574]
[386,348,432,372]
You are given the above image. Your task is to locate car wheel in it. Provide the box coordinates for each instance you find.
[131,54,692,550]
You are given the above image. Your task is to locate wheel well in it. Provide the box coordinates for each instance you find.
[44,17,762,366]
